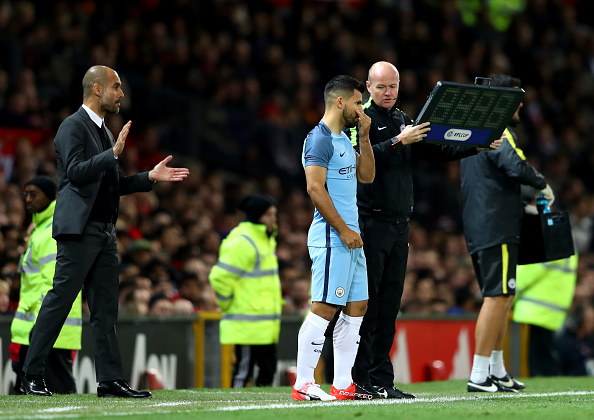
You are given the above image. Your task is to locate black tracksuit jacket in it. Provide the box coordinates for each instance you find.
[347,98,479,223]
[461,126,546,254]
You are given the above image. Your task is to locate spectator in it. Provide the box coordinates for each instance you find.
[555,304,594,376]
[174,273,202,310]
[148,293,173,316]
[0,279,11,314]
[172,298,196,315]
[284,278,311,316]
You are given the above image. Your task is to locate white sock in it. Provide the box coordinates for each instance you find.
[294,311,329,389]
[332,312,363,390]
[489,350,507,378]
[469,354,490,384]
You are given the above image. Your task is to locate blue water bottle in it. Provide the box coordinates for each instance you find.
[536,193,550,214]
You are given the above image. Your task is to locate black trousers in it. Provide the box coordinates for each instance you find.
[232,344,277,388]
[24,222,122,382]
[352,216,409,387]
[529,325,561,377]
[13,345,76,394]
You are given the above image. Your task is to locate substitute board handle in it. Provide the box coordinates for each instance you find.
[474,77,492,87]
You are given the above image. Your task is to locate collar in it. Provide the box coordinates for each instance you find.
[318,120,346,137]
[32,200,56,227]
[82,104,104,128]
[367,97,397,115]
[240,221,278,238]
[318,120,335,136]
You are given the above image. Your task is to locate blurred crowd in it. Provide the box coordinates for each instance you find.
[1,0,594,352]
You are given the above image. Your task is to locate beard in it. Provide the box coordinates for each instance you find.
[342,106,358,128]
[100,97,121,114]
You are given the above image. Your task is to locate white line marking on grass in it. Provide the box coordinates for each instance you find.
[179,389,281,397]
[39,407,82,413]
[208,391,594,411]
[149,401,194,407]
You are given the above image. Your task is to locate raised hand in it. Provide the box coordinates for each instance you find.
[148,155,190,182]
[357,109,372,139]
[113,120,132,157]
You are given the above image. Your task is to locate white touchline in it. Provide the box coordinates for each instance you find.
[40,407,83,413]
[208,391,594,412]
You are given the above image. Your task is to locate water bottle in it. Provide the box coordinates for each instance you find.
[536,193,550,214]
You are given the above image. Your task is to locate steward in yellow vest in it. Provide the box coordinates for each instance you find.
[209,194,282,387]
[513,254,578,376]
[10,176,82,394]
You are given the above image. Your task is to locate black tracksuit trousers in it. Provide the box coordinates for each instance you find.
[352,215,410,387]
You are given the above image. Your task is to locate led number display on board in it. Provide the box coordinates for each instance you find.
[414,81,525,147]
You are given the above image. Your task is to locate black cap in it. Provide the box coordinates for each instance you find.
[25,175,57,200]
[238,194,277,224]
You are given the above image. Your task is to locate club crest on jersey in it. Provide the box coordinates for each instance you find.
[508,278,516,289]
[335,287,345,298]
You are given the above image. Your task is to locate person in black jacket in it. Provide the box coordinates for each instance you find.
[345,61,500,399]
[461,74,554,392]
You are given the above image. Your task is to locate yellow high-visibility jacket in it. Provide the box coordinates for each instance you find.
[513,255,578,331]
[209,222,282,345]
[11,200,82,349]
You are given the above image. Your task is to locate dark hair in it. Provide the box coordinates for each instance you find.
[237,194,277,224]
[323,75,365,105]
[148,293,170,309]
[488,74,521,88]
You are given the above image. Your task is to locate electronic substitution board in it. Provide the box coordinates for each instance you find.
[414,80,525,147]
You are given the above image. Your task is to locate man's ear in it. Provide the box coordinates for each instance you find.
[336,96,344,109]
[93,83,103,97]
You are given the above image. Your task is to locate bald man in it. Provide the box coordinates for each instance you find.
[344,62,498,398]
[20,66,189,397]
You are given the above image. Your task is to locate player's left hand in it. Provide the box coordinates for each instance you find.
[356,109,371,139]
[148,155,190,182]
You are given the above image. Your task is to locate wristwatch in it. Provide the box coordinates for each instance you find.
[391,136,404,151]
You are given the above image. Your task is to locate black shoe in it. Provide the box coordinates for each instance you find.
[353,383,382,400]
[20,375,52,396]
[489,374,525,391]
[467,377,517,393]
[372,384,416,399]
[97,380,152,398]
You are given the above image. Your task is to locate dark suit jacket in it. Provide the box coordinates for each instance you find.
[53,106,153,237]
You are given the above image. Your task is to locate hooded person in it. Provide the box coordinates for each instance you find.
[237,194,277,233]
[209,194,282,387]
[10,175,82,395]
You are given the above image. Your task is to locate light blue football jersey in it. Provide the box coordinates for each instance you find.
[302,121,359,247]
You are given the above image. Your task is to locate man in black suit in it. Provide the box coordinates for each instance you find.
[20,65,189,397]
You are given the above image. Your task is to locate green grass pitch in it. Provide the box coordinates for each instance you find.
[0,377,592,420]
